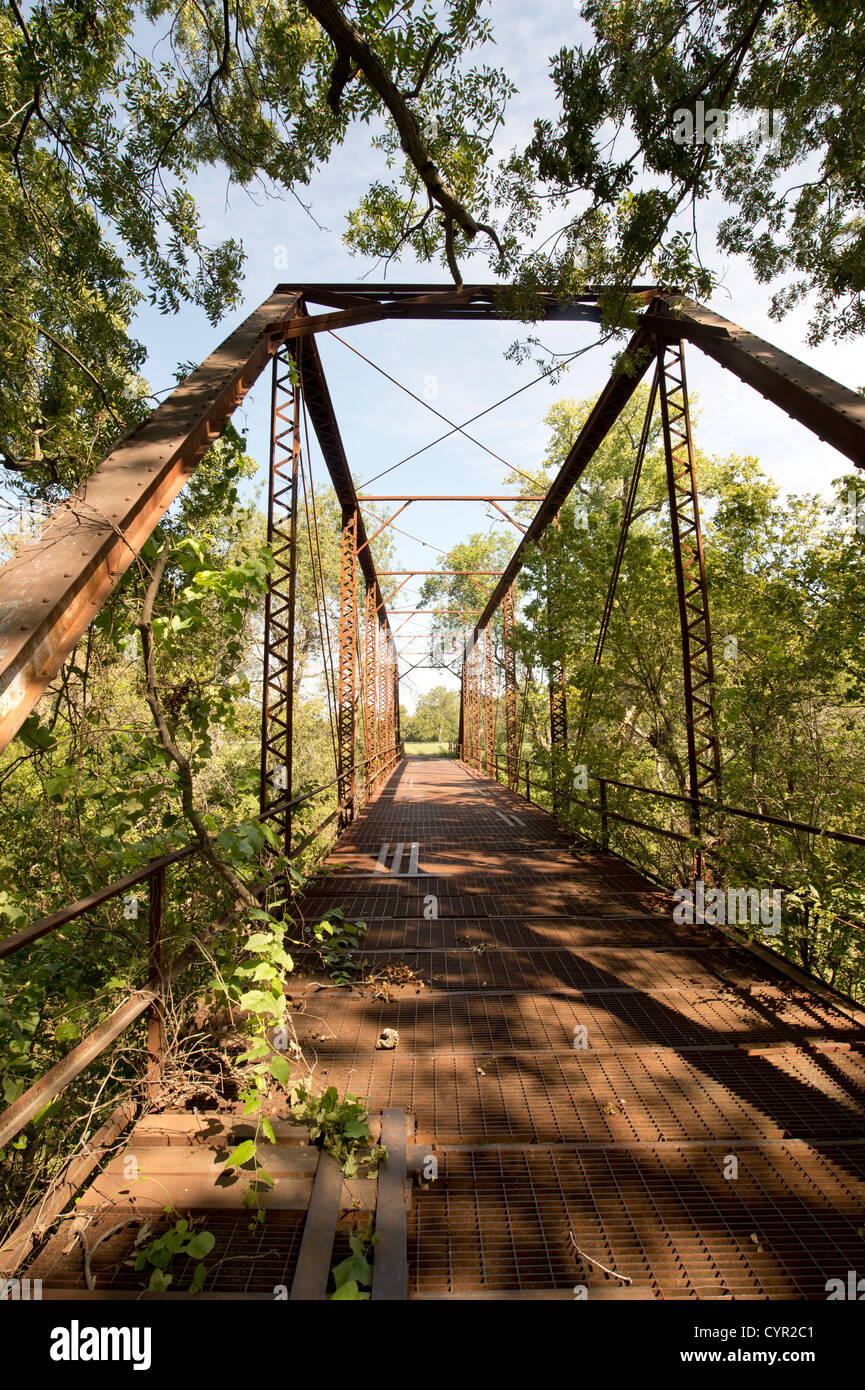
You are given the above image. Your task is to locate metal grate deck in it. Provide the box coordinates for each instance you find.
[292,756,865,1298]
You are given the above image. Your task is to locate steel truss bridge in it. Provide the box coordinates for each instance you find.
[1,284,865,1299]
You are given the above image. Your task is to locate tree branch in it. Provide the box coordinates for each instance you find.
[302,0,498,281]
[6,314,125,425]
[401,34,443,100]
[137,538,257,911]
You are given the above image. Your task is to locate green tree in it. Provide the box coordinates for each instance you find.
[501,0,865,343]
[419,531,514,645]
[0,0,512,489]
[513,387,865,994]
[405,685,460,742]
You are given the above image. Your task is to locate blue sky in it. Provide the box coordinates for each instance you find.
[130,1,863,712]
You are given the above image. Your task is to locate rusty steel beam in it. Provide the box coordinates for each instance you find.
[473,327,656,634]
[0,290,300,750]
[470,639,481,770]
[377,570,504,576]
[259,348,301,854]
[546,557,568,818]
[356,502,412,554]
[283,282,619,322]
[377,576,412,611]
[363,584,378,799]
[0,986,157,1150]
[503,586,519,791]
[650,298,865,469]
[483,628,495,775]
[357,496,545,502]
[387,633,395,771]
[0,1099,137,1273]
[337,510,358,828]
[381,622,392,778]
[458,656,466,758]
[392,642,401,747]
[267,288,482,340]
[657,337,722,881]
[488,499,528,534]
[295,281,658,297]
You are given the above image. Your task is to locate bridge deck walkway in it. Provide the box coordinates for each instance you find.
[295,755,865,1299]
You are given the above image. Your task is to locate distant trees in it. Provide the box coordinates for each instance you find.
[403,686,460,744]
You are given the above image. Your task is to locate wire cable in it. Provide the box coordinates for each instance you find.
[359,336,607,489]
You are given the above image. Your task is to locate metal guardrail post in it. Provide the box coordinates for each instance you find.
[147,866,166,1096]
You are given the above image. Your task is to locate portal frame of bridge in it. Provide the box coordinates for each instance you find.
[3,282,865,1177]
[2,282,865,859]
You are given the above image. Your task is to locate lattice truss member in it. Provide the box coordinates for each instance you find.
[657,336,722,876]
[259,346,300,854]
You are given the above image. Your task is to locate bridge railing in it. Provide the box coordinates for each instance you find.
[0,743,402,1151]
[480,750,865,994]
[486,753,865,853]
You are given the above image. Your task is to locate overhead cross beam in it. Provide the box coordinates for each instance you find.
[2,282,865,759]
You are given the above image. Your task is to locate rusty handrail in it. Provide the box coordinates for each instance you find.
[588,773,865,849]
[0,743,402,1149]
[488,753,865,850]
[0,743,401,961]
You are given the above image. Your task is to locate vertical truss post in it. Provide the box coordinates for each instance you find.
[469,645,475,766]
[483,627,495,775]
[458,656,466,759]
[337,508,358,827]
[466,639,477,769]
[377,621,388,781]
[463,645,471,765]
[146,865,166,1098]
[389,636,397,767]
[363,584,378,800]
[259,348,300,856]
[657,338,722,884]
[472,639,482,770]
[392,643,401,752]
[546,559,568,818]
[503,586,519,791]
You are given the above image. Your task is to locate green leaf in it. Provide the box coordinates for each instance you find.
[18,714,57,752]
[245,931,276,950]
[341,1119,370,1139]
[268,1054,292,1087]
[239,990,275,1014]
[330,1279,361,1300]
[186,1230,215,1260]
[224,1139,257,1168]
